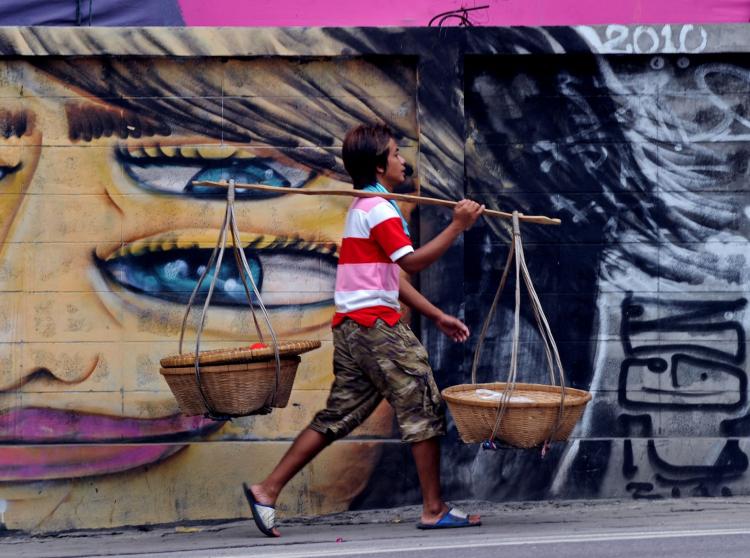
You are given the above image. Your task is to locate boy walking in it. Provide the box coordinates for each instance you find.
[244,123,484,537]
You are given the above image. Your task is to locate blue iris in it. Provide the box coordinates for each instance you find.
[186,159,291,198]
[100,248,264,307]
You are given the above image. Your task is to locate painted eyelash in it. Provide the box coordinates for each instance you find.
[243,235,338,257]
[115,144,239,161]
[107,233,338,260]
[0,109,35,138]
[68,103,170,141]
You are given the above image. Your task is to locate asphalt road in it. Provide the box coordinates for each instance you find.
[5,497,750,558]
[210,529,750,558]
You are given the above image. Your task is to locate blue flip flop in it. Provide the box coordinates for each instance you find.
[416,507,481,530]
[242,483,279,537]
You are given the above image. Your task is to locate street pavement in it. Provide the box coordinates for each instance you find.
[4,497,750,557]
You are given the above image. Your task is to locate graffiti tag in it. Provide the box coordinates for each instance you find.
[579,24,708,54]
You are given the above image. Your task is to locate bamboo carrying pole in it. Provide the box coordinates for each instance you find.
[192,180,561,226]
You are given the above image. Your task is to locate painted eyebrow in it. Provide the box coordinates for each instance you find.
[0,108,35,138]
[65,101,172,142]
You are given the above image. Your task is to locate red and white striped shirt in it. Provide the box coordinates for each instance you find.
[332,196,414,327]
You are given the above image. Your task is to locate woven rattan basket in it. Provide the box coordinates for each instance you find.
[442,212,591,449]
[162,180,324,419]
[160,341,321,417]
[443,382,592,447]
[160,341,321,369]
[161,357,299,417]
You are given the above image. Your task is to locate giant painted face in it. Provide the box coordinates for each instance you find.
[0,57,418,529]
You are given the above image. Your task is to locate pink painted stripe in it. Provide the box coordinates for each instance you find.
[335,262,400,292]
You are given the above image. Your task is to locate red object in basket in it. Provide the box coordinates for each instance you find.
[249,343,268,350]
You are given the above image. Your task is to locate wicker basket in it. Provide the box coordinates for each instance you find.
[442,382,592,448]
[160,341,320,417]
[163,181,327,419]
[443,212,591,448]
[160,340,321,368]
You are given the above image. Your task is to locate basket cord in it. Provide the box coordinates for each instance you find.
[178,191,232,419]
[516,225,567,444]
[470,238,514,385]
[227,193,282,406]
[177,179,282,419]
[488,213,522,443]
[469,211,567,450]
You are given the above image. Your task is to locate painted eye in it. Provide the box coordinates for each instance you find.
[120,154,313,199]
[96,238,337,308]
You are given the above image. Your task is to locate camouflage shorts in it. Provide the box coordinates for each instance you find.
[309,319,445,443]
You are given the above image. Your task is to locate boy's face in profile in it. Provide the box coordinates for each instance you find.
[377,138,407,190]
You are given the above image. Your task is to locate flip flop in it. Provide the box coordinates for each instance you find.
[242,483,279,537]
[416,507,481,530]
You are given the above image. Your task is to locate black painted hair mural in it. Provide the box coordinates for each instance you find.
[457,27,750,502]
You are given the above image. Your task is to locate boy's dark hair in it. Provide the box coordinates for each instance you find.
[342,123,393,189]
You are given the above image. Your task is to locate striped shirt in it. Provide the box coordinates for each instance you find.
[332,196,414,327]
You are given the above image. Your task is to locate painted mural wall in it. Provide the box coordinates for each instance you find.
[0,24,749,531]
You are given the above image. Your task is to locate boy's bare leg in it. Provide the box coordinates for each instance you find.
[250,428,329,531]
[411,437,481,525]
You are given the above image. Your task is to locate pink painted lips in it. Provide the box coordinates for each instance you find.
[0,407,222,481]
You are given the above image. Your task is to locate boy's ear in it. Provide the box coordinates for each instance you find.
[375,163,386,175]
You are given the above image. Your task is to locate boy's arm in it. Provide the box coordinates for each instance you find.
[397,199,484,274]
[399,275,469,342]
